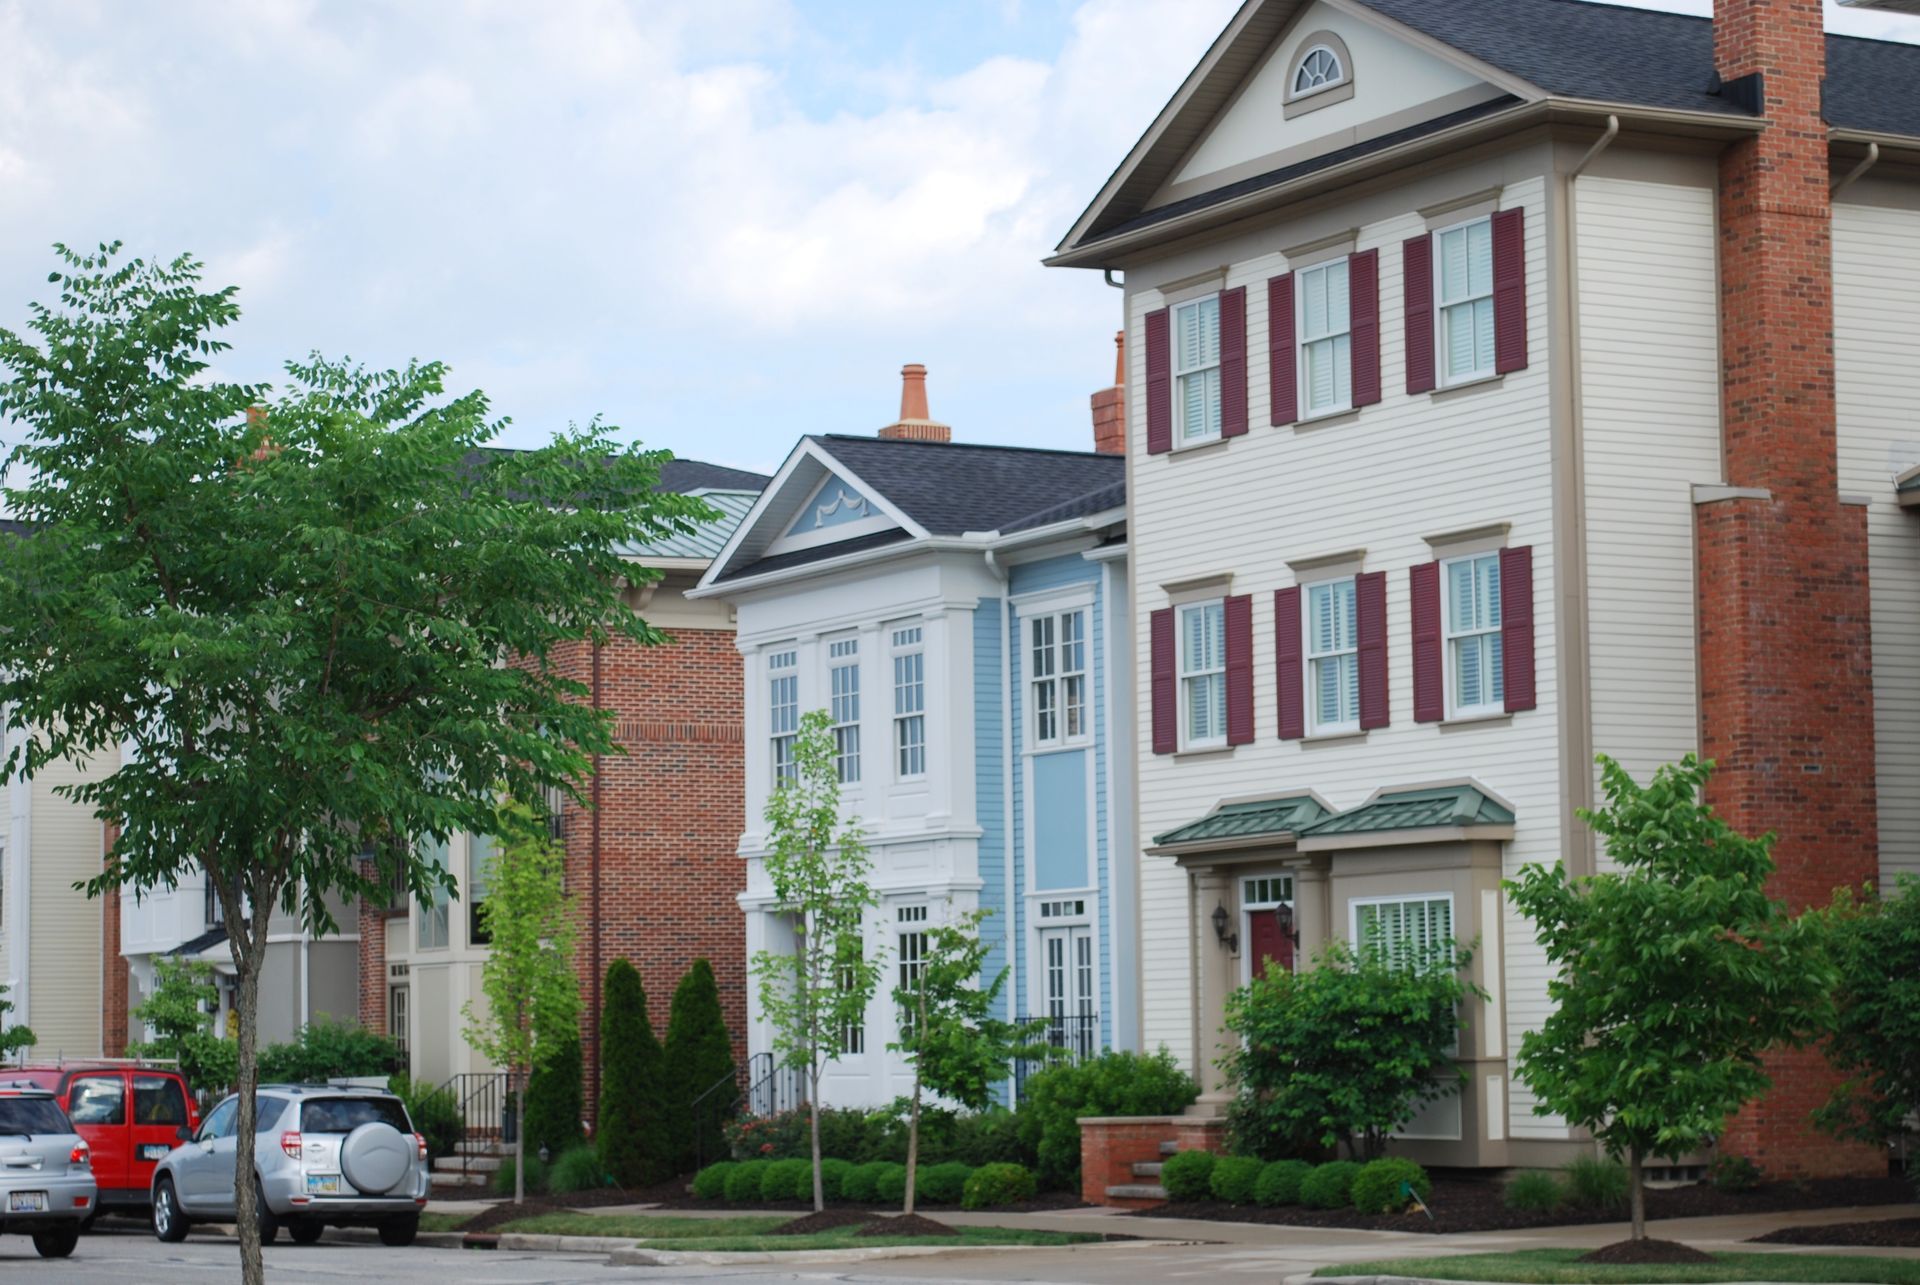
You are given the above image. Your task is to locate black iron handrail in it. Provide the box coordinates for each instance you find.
[433,1070,523,1187]
[1011,1013,1102,1100]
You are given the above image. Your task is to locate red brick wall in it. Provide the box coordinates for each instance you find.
[357,899,389,1045]
[1701,0,1881,1178]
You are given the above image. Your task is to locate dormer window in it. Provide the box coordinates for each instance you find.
[1293,46,1343,96]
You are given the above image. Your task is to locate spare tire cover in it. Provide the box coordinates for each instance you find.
[340,1121,411,1195]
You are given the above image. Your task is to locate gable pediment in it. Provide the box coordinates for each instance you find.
[699,439,920,587]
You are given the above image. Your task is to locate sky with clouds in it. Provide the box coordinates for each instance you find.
[1,0,1914,477]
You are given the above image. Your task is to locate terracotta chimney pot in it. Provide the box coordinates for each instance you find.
[879,363,953,442]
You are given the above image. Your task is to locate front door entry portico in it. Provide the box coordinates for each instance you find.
[1247,905,1294,976]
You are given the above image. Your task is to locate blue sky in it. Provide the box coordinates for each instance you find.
[1,0,1913,477]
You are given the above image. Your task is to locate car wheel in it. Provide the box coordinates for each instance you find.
[32,1227,80,1258]
[152,1177,190,1243]
[289,1219,324,1245]
[254,1178,280,1245]
[376,1214,419,1247]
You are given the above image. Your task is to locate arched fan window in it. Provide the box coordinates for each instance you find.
[1292,44,1345,96]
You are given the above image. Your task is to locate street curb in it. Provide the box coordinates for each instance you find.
[608,1242,1116,1267]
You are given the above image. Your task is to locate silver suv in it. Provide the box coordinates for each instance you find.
[150,1084,428,1247]
[0,1084,97,1259]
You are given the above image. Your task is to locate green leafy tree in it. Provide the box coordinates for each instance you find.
[523,1029,585,1164]
[0,983,35,1063]
[888,905,1048,1215]
[1222,939,1478,1162]
[750,709,884,1211]
[1507,754,1835,1240]
[663,958,735,1173]
[1817,875,1920,1170]
[0,242,705,1284]
[129,958,236,1096]
[597,958,672,1186]
[463,799,580,1205]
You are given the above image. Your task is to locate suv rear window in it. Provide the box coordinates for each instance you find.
[0,1097,70,1135]
[300,1097,409,1134]
[133,1075,189,1126]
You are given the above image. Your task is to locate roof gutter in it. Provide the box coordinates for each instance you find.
[1831,141,1881,196]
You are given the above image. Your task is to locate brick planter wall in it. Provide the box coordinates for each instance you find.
[1079,1114,1228,1208]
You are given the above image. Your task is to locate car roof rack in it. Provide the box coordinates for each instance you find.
[17,1055,182,1070]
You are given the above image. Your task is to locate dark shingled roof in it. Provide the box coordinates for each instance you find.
[658,459,771,495]
[1003,479,1127,534]
[813,435,1125,537]
[716,528,913,581]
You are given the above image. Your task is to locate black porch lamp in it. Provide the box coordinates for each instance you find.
[1273,902,1301,949]
[1211,901,1238,953]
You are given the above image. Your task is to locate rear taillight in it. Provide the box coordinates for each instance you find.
[68,1142,88,1167]
[280,1131,302,1159]
[413,1132,427,1161]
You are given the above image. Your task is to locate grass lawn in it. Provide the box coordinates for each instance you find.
[1314,1249,1920,1284]
[487,1212,1095,1251]
[417,1210,477,1232]
[489,1213,789,1239]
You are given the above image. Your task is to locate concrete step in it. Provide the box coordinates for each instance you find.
[458,1138,515,1157]
[434,1154,502,1174]
[1159,1141,1178,1156]
[1105,1183,1167,1201]
[1131,1161,1163,1179]
[428,1171,489,1189]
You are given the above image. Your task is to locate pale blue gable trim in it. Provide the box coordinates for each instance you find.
[786,478,874,535]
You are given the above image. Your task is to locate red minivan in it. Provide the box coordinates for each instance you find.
[14,1063,200,1215]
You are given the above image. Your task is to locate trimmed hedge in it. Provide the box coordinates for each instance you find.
[1210,1155,1265,1205]
[1350,1157,1431,1214]
[1160,1150,1217,1203]
[1015,1050,1199,1190]
[873,1162,910,1203]
[764,1157,811,1201]
[843,1160,891,1203]
[692,1161,735,1201]
[1300,1160,1361,1210]
[817,1157,853,1202]
[723,1158,773,1203]
[963,1162,1036,1210]
[1255,1159,1312,1207]
[916,1162,973,1205]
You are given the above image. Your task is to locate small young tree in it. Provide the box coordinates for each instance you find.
[462,799,581,1206]
[522,1029,585,1164]
[663,958,736,1173]
[1507,754,1834,1241]
[597,959,671,1187]
[1817,875,1920,1170]
[0,984,35,1063]
[888,905,1048,1214]
[1222,939,1477,1162]
[751,709,883,1211]
[130,957,236,1097]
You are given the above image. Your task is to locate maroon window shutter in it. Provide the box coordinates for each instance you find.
[1410,562,1443,723]
[1349,249,1381,407]
[1356,571,1389,729]
[1145,308,1172,454]
[1225,594,1254,744]
[1492,207,1528,374]
[1274,587,1304,740]
[1501,545,1537,712]
[1220,287,1248,438]
[1268,273,1297,426]
[1403,235,1435,394]
[1150,607,1176,753]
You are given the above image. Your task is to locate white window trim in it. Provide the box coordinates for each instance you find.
[1296,256,1353,420]
[1441,551,1504,719]
[1303,575,1360,736]
[1029,608,1091,750]
[1176,598,1227,751]
[1172,293,1223,446]
[826,636,861,787]
[768,646,800,784]
[890,625,927,781]
[1433,214,1496,389]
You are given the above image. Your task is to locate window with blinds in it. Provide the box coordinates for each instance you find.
[1178,600,1226,748]
[1437,217,1495,385]
[1306,577,1359,734]
[1353,896,1453,971]
[1174,294,1223,443]
[1298,258,1352,416]
[1444,553,1504,716]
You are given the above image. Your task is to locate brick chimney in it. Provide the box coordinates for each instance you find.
[878,364,952,443]
[1699,0,1880,1178]
[1090,331,1126,455]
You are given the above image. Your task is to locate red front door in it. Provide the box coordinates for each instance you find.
[1248,907,1294,978]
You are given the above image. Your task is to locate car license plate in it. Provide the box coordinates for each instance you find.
[305,1174,341,1195]
[8,1191,47,1213]
[140,1144,170,1161]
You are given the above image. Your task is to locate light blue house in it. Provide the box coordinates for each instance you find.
[691,370,1136,1107]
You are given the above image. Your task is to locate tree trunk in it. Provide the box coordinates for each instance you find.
[809,1068,824,1212]
[904,1071,922,1217]
[1628,1147,1647,1241]
[231,926,266,1285]
[515,1078,527,1205]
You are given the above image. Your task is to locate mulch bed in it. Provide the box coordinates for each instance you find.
[1752,1216,1920,1248]
[1131,1175,1916,1235]
[772,1209,878,1235]
[856,1213,960,1238]
[649,1188,1088,1214]
[1579,1238,1716,1264]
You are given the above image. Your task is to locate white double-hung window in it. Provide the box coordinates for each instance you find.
[891,626,926,778]
[1306,577,1359,734]
[1353,895,1453,972]
[1298,258,1352,416]
[828,638,860,784]
[1436,217,1495,385]
[1444,553,1503,716]
[1178,600,1226,749]
[1174,294,1222,443]
[769,648,798,783]
[1030,610,1088,746]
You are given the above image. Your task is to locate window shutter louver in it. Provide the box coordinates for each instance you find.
[1150,607,1176,753]
[1356,570,1389,729]
[1500,544,1537,712]
[1220,286,1248,438]
[1410,561,1443,723]
[1224,593,1254,744]
[1268,273,1297,426]
[1350,249,1381,407]
[1145,308,1172,454]
[1275,587,1304,740]
[1492,207,1528,374]
[1403,235,1435,394]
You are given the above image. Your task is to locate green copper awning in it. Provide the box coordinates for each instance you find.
[1300,783,1513,839]
[1150,794,1330,850]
